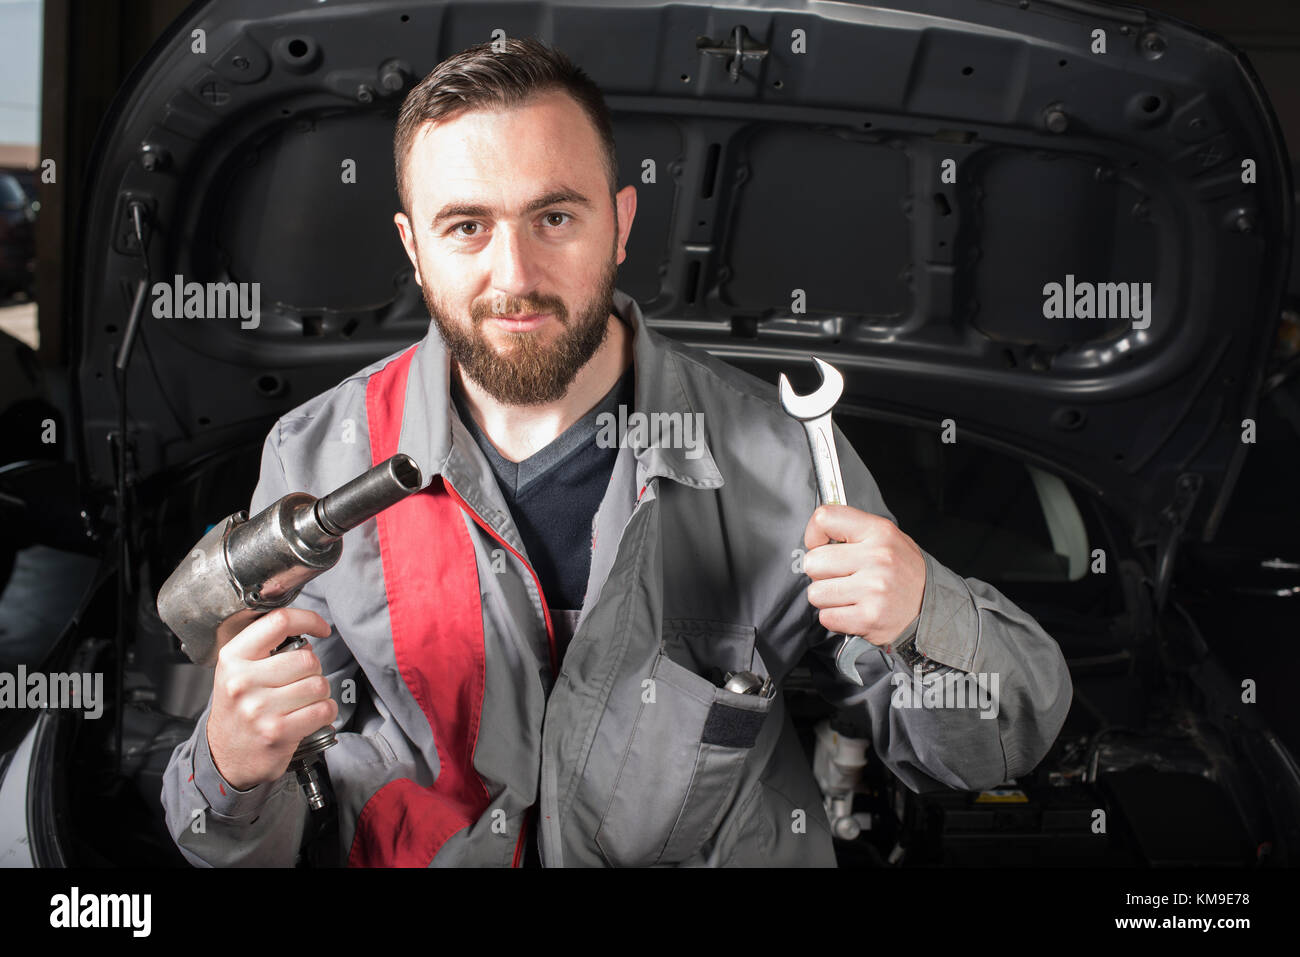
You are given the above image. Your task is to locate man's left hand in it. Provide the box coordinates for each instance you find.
[802,504,926,647]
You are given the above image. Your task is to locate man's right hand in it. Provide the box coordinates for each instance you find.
[206,607,338,791]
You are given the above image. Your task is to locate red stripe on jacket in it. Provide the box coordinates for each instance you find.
[346,345,493,867]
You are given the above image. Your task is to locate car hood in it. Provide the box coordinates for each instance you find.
[73,0,1292,547]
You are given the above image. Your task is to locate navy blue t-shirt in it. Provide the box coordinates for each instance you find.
[451,365,633,657]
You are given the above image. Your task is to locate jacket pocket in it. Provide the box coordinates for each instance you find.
[594,622,774,867]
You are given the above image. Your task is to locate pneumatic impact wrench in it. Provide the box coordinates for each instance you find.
[156,453,423,810]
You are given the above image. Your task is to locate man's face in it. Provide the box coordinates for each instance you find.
[394,89,636,405]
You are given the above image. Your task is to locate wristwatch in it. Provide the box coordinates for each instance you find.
[889,631,947,675]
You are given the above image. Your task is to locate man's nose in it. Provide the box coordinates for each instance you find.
[487,223,541,302]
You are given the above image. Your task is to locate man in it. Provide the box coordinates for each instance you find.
[162,37,1072,867]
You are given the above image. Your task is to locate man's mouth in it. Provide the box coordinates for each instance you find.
[489,312,552,332]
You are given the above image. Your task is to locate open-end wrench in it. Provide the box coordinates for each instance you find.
[779,357,872,686]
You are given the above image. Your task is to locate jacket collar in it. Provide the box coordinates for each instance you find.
[395,287,723,495]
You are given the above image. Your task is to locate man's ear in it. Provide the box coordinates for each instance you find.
[394,211,423,286]
[614,185,637,266]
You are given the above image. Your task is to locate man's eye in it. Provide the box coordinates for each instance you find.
[453,222,479,236]
[543,212,571,227]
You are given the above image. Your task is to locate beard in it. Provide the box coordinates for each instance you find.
[423,254,618,406]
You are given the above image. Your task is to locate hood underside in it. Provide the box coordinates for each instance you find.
[74,0,1293,546]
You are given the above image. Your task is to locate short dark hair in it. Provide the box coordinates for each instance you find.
[393,36,618,216]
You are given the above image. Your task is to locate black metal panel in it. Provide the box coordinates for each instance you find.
[71,0,1293,547]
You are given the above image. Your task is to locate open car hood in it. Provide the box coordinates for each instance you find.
[73,0,1292,547]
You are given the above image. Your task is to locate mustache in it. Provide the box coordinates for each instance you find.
[474,299,568,323]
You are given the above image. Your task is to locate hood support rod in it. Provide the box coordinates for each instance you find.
[1153,473,1202,611]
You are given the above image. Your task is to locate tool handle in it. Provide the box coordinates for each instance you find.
[804,414,846,507]
[271,635,310,656]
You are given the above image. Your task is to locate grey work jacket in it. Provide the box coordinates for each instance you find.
[161,287,1073,867]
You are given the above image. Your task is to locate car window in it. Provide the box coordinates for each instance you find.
[0,174,27,209]
[840,415,1090,583]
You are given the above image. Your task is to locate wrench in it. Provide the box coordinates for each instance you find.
[779,356,872,686]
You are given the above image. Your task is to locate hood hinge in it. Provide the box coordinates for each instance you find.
[1153,472,1202,611]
